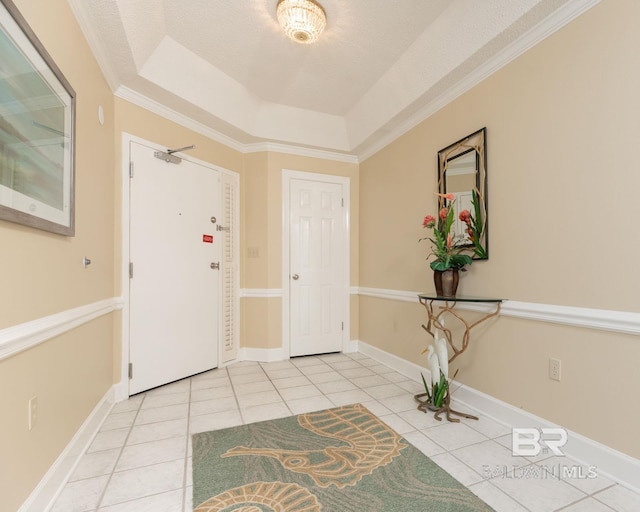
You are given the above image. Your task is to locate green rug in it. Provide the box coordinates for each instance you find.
[192,403,494,511]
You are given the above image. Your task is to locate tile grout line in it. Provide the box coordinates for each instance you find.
[50,354,634,512]
[226,365,246,425]
[94,394,146,510]
[259,361,297,418]
[582,485,619,512]
[182,376,193,512]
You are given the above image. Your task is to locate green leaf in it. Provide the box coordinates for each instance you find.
[472,190,483,230]
[433,373,448,407]
[430,260,450,271]
[450,254,473,267]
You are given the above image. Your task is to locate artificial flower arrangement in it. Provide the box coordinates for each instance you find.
[420,191,486,271]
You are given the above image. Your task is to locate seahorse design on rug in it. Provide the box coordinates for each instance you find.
[194,481,321,512]
[222,404,406,488]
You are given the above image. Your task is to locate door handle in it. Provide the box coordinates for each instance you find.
[210,262,220,270]
[292,274,299,280]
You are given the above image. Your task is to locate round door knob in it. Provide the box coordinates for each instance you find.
[292,274,299,280]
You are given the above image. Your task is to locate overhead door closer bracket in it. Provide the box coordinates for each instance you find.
[154,144,196,164]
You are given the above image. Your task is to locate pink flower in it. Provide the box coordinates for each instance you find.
[439,207,448,220]
[459,209,471,223]
[435,192,455,201]
[422,215,436,228]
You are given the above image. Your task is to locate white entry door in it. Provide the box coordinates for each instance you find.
[289,176,346,357]
[129,142,220,394]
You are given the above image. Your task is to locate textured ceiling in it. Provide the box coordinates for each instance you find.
[68,0,599,159]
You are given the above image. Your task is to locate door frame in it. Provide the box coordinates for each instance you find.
[118,132,239,400]
[282,169,351,358]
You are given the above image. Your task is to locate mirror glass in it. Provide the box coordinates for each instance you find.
[437,128,488,259]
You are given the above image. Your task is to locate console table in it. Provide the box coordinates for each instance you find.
[416,294,503,421]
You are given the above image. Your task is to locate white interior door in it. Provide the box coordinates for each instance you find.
[129,142,220,394]
[289,177,345,357]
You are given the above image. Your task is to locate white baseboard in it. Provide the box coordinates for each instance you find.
[19,386,116,512]
[239,339,361,361]
[342,339,359,353]
[26,343,640,512]
[238,346,289,362]
[358,340,640,493]
[239,289,283,298]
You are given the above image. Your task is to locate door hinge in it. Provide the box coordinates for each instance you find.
[129,262,134,279]
[341,197,344,207]
[129,161,134,178]
[341,321,344,331]
[128,363,133,379]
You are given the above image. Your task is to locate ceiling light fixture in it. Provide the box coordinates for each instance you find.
[277,0,326,45]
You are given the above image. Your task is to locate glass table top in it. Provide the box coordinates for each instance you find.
[418,293,504,303]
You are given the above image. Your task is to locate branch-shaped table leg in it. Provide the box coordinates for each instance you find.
[417,296,502,422]
[415,392,478,422]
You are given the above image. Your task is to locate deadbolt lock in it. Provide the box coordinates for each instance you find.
[210,216,217,224]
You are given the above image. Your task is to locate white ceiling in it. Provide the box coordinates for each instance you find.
[68,0,599,160]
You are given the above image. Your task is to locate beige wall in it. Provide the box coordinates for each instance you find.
[360,0,640,458]
[0,0,116,509]
[4,0,639,509]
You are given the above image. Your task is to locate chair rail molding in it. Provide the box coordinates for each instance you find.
[0,297,124,361]
[357,287,640,336]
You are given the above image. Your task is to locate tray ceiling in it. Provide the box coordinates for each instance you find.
[69,0,599,159]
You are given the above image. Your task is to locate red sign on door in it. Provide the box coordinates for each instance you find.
[202,234,214,243]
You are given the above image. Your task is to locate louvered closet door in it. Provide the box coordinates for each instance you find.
[220,172,239,363]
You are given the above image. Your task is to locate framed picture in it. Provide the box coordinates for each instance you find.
[0,0,75,236]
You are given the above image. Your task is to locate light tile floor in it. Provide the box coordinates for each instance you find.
[50,353,639,512]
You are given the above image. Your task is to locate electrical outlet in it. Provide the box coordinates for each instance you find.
[549,358,561,381]
[28,396,38,430]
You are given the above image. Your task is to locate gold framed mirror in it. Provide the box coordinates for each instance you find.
[437,128,488,260]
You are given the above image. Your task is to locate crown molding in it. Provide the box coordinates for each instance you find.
[357,0,602,161]
[115,87,360,164]
[115,86,247,152]
[244,142,359,164]
[72,0,600,163]
[67,0,120,91]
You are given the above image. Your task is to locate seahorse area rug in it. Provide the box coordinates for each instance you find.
[192,403,494,511]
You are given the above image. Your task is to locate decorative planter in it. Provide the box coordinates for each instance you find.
[433,269,459,297]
